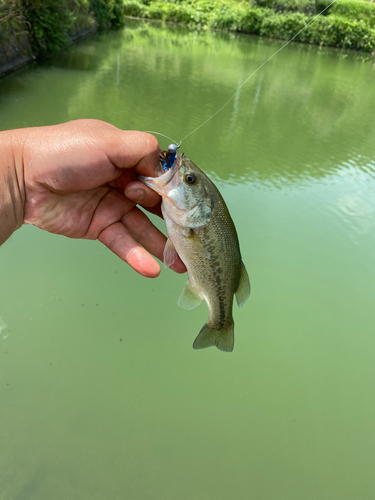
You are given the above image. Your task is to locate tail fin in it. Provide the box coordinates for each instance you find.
[193,322,234,352]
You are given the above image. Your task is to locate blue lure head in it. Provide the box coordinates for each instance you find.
[161,144,180,172]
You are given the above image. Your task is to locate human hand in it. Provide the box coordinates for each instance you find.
[6,119,186,277]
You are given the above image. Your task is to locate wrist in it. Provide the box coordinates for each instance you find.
[0,129,26,245]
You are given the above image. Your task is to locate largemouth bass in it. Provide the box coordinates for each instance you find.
[138,149,250,352]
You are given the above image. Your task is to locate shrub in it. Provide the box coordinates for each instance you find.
[21,0,73,56]
[0,0,128,61]
[237,8,269,34]
[122,0,146,16]
[254,0,321,15]
[0,0,30,63]
[145,2,197,22]
[211,6,240,30]
[260,10,307,38]
[112,2,127,26]
[131,0,375,52]
[331,0,375,26]
[89,0,126,29]
[69,0,97,36]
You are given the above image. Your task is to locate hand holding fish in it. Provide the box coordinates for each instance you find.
[0,119,186,277]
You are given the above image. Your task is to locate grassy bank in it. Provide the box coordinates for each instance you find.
[0,0,126,74]
[1,0,374,75]
[122,0,375,52]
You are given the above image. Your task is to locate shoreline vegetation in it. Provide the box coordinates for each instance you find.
[123,0,375,53]
[0,0,125,76]
[1,0,375,78]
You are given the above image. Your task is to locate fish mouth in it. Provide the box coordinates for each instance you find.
[156,150,182,184]
[136,149,181,188]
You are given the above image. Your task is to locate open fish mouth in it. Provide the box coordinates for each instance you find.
[155,149,182,183]
[136,149,181,189]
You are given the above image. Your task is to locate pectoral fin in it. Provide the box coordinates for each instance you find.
[235,261,251,308]
[163,238,178,268]
[178,281,202,310]
[186,230,210,259]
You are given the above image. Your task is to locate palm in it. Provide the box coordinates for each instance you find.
[26,186,113,237]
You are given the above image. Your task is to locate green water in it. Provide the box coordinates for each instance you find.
[1,19,375,499]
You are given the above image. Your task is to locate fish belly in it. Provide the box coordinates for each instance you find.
[164,208,241,329]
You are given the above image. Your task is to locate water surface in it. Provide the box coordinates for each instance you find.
[1,19,375,500]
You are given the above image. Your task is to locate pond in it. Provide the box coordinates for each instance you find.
[1,18,375,500]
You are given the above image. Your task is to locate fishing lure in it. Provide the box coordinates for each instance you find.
[161,144,180,171]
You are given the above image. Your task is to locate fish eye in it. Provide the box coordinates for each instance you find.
[184,172,197,185]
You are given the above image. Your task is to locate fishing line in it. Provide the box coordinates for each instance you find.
[179,0,337,145]
[143,130,181,146]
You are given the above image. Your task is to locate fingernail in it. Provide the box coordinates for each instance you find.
[126,189,145,202]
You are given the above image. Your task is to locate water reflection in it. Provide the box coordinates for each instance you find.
[48,22,375,185]
[1,20,375,189]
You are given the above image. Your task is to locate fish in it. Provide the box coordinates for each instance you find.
[138,149,250,352]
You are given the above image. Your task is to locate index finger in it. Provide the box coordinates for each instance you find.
[109,130,160,177]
